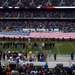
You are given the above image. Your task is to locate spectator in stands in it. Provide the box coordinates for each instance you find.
[5,65,11,75]
[19,66,24,74]
[11,70,19,75]
[41,68,46,75]
[72,69,75,75]
[47,69,54,75]
[26,63,30,69]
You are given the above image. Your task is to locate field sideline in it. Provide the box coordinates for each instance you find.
[0,38,75,54]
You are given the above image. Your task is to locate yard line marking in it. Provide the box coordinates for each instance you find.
[22,48,26,52]
[4,46,12,53]
[55,42,60,54]
[69,42,75,51]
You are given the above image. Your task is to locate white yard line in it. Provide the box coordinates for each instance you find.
[22,48,26,52]
[69,42,75,51]
[4,47,11,52]
[55,42,60,54]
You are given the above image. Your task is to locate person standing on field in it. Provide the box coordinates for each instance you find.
[71,52,74,60]
[54,52,57,61]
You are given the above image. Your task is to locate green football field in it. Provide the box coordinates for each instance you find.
[0,38,75,54]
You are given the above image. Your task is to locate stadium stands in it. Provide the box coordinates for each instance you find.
[0,20,75,32]
[0,0,74,7]
[0,9,75,18]
[0,0,75,75]
[0,51,75,75]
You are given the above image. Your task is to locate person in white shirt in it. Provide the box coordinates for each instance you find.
[42,42,44,49]
[30,69,38,75]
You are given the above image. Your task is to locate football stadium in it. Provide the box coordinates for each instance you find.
[0,0,75,75]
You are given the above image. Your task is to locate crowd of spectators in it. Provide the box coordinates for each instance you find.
[0,10,19,17]
[0,0,75,7]
[0,9,74,32]
[0,20,75,32]
[51,0,74,6]
[0,10,74,18]
[0,63,75,75]
[63,0,74,6]
[0,50,75,75]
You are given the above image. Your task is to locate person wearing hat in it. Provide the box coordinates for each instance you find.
[10,57,13,61]
[29,50,32,56]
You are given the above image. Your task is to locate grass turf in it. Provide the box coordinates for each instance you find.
[0,38,75,54]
